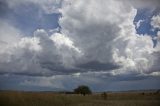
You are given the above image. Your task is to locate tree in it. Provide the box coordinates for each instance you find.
[74,85,92,96]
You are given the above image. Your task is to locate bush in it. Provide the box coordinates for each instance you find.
[74,85,92,96]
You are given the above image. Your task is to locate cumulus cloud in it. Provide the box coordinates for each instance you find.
[60,0,132,64]
[59,0,160,76]
[0,0,160,79]
[151,14,160,29]
[0,31,48,76]
[0,27,82,76]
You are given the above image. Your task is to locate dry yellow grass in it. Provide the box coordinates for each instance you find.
[0,91,160,106]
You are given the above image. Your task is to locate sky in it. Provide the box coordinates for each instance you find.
[0,0,160,92]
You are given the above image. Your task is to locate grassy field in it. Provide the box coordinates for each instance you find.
[0,91,160,106]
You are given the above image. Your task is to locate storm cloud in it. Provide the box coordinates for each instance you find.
[0,0,160,91]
